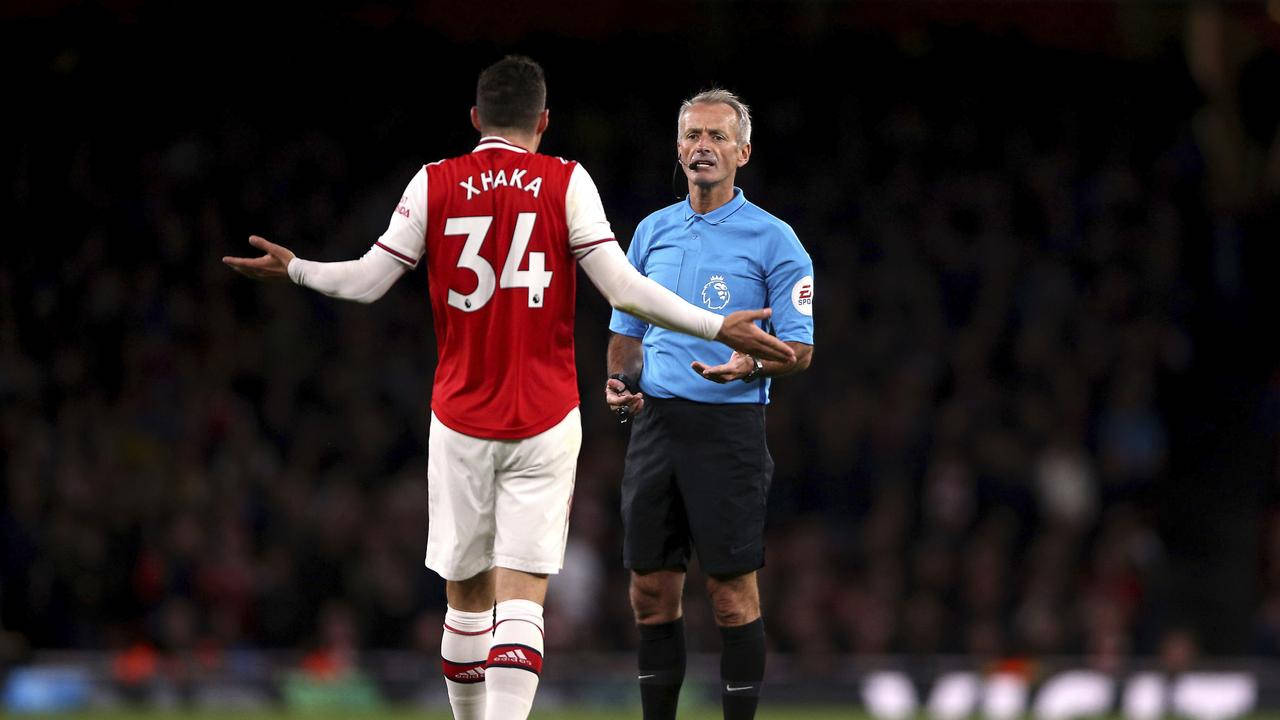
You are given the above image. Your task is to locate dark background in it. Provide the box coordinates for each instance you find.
[2,0,1279,672]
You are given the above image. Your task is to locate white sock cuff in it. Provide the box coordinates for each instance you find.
[446,605,494,632]
[495,599,544,629]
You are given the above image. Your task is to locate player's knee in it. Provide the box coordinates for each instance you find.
[447,569,496,610]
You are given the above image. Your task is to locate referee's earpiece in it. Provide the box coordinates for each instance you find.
[671,159,685,200]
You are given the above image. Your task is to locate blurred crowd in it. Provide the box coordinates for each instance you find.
[2,2,1278,683]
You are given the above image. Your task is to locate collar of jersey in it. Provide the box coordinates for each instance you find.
[683,187,747,225]
[474,136,529,153]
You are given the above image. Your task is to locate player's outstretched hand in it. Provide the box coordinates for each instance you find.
[715,309,794,363]
[605,377,645,419]
[691,351,755,383]
[222,235,296,281]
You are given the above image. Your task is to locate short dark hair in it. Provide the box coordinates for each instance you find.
[680,89,752,145]
[476,55,546,132]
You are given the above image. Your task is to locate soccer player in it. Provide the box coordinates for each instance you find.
[604,89,814,720]
[223,58,794,720]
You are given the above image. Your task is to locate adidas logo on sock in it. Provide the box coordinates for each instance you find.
[486,644,543,674]
[494,648,533,667]
[442,659,486,684]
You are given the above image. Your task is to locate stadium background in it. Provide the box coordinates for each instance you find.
[3,0,1279,715]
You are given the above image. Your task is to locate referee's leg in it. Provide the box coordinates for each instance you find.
[622,400,690,720]
[708,571,766,720]
[631,568,687,720]
[677,400,771,720]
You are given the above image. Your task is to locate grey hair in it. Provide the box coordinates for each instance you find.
[679,88,752,146]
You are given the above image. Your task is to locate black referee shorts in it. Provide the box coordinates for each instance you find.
[621,396,774,576]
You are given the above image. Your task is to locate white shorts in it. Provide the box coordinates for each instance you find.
[424,407,581,581]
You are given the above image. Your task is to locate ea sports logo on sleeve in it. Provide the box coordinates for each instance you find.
[701,274,731,310]
[791,275,814,316]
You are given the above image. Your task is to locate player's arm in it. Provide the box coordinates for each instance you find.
[567,166,794,363]
[223,236,408,303]
[605,332,645,416]
[579,244,790,361]
[222,169,427,303]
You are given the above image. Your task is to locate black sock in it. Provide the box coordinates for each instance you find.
[720,618,765,720]
[637,618,686,720]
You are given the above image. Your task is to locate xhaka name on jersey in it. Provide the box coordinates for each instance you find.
[458,169,544,200]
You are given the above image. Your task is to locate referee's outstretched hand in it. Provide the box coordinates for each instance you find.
[223,235,296,281]
[715,309,794,364]
[692,351,755,383]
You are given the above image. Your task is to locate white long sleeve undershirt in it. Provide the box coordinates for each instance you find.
[577,242,723,340]
[287,247,407,304]
[286,240,723,340]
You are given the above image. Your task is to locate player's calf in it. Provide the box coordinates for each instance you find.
[483,599,544,720]
[442,606,493,720]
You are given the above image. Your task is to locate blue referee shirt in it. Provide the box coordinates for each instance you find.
[610,188,814,404]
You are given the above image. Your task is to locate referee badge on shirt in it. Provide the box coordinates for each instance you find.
[701,274,731,310]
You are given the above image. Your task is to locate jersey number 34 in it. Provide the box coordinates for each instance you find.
[444,213,553,312]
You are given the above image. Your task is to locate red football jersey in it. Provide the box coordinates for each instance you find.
[375,137,614,439]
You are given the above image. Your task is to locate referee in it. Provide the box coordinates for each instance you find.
[604,89,814,720]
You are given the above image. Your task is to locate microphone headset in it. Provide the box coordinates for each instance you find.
[672,157,687,200]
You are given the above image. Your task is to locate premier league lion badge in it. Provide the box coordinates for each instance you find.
[701,274,731,310]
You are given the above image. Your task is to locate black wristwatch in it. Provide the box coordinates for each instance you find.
[741,356,764,383]
[609,372,640,424]
[609,372,639,394]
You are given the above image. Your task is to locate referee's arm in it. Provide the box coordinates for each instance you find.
[763,341,813,378]
[607,332,645,379]
[605,332,646,417]
[691,341,812,384]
